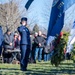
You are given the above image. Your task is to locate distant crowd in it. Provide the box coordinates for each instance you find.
[0,26,53,63]
[0,17,71,71]
[0,26,71,65]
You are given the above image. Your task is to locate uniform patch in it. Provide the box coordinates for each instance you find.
[23,30,25,31]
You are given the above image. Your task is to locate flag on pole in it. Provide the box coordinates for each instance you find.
[47,0,75,45]
[25,0,34,10]
[47,0,64,37]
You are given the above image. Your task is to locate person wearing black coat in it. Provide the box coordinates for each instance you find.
[34,31,45,62]
[29,32,38,63]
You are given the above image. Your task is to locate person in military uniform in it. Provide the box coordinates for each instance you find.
[18,17,31,71]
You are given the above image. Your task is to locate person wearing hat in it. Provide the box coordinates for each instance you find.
[18,17,31,71]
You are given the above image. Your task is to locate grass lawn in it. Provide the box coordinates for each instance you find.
[0,60,75,75]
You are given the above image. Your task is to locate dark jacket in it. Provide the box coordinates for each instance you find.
[4,33,14,50]
[34,35,45,48]
[18,25,31,45]
[33,37,38,48]
[14,38,20,49]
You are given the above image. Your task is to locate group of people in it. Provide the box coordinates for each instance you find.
[0,17,71,71]
[0,17,53,71]
[0,28,20,63]
[30,31,53,63]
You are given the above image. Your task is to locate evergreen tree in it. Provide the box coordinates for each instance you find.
[51,32,69,67]
[33,24,39,33]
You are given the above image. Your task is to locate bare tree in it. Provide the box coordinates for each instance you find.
[0,0,26,32]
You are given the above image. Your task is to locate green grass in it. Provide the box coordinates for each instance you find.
[0,60,75,75]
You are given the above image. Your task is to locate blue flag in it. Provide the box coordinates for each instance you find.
[47,0,75,37]
[47,0,64,37]
[25,0,34,10]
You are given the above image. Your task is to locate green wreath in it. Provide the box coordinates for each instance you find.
[51,32,69,67]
